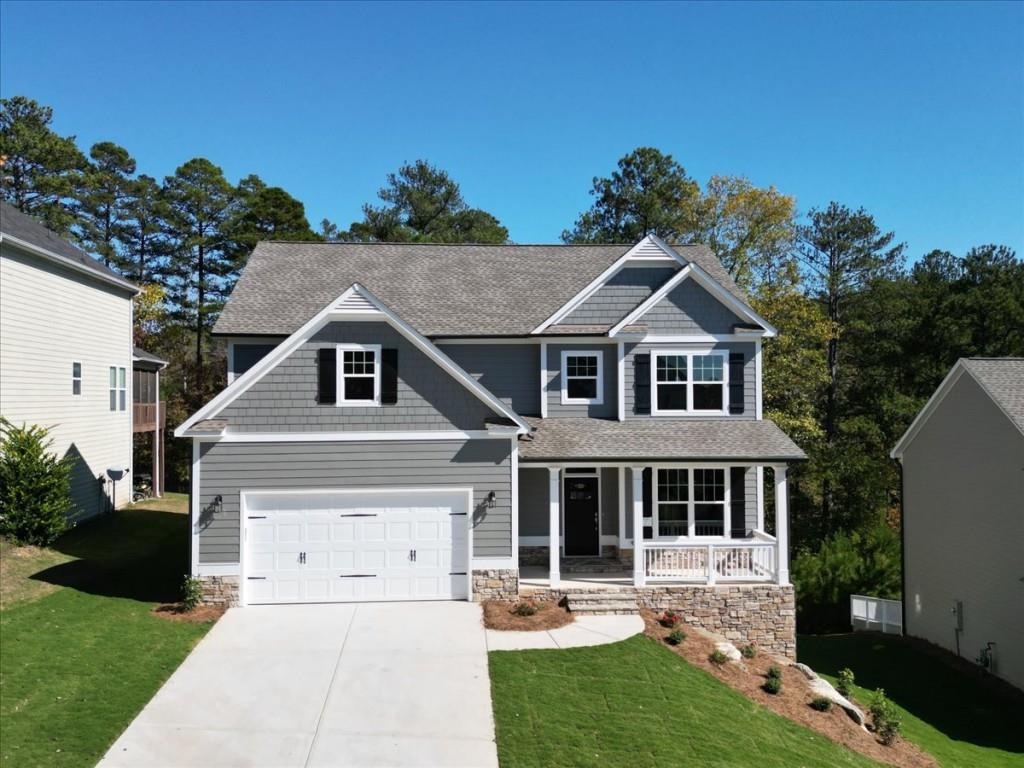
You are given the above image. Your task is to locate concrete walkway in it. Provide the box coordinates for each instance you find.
[99,602,497,768]
[485,614,644,651]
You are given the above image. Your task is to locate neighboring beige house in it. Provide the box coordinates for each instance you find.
[892,358,1024,691]
[0,202,139,518]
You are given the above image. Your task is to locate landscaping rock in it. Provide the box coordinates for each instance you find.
[715,640,742,661]
[794,662,867,728]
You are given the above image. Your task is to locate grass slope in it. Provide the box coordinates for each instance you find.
[490,634,883,768]
[0,495,213,767]
[799,634,1024,768]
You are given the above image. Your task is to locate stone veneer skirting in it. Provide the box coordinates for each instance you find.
[199,575,240,607]
[472,569,519,601]
[526,583,796,658]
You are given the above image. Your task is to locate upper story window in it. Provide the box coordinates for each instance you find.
[655,467,728,538]
[561,350,603,405]
[109,366,126,411]
[72,362,82,395]
[338,344,381,405]
[651,351,727,415]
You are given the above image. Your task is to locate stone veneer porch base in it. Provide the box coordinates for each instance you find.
[198,575,240,607]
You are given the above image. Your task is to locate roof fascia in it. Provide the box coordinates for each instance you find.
[890,362,967,459]
[530,235,685,334]
[0,232,140,295]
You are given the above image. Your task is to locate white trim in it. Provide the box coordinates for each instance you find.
[511,435,520,569]
[71,360,83,396]
[631,466,645,586]
[0,232,140,294]
[617,466,627,547]
[436,333,765,344]
[190,439,200,576]
[196,563,239,576]
[608,263,777,337]
[754,338,763,419]
[531,236,686,333]
[650,350,729,416]
[560,349,604,405]
[336,342,382,407]
[539,342,548,418]
[561,468,602,557]
[472,557,516,570]
[756,466,765,531]
[548,468,560,587]
[176,284,530,437]
[185,430,511,442]
[616,342,625,421]
[519,535,617,546]
[239,486,474,606]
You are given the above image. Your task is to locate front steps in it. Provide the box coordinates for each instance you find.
[561,557,631,574]
[564,590,640,616]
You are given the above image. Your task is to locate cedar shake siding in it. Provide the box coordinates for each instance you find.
[543,343,618,418]
[643,279,746,334]
[561,266,679,326]
[438,343,541,416]
[216,321,498,431]
[197,439,514,563]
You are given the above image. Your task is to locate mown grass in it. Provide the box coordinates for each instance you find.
[0,494,214,767]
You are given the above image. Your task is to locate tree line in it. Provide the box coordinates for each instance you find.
[3,96,1022,629]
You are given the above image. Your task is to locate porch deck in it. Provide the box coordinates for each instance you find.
[520,565,634,592]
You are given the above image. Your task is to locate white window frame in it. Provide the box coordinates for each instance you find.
[72,361,82,396]
[560,350,604,405]
[336,343,382,407]
[653,465,732,541]
[109,366,127,411]
[650,350,728,415]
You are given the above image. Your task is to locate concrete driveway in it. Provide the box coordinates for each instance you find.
[99,602,497,768]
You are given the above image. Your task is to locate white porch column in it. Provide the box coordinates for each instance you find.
[631,467,645,586]
[548,467,560,588]
[774,465,790,585]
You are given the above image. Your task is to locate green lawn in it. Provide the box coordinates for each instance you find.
[799,633,1024,768]
[490,634,883,768]
[0,494,215,768]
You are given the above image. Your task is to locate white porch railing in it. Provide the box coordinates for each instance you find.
[642,541,777,584]
[850,594,903,635]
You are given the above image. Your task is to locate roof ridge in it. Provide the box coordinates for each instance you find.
[257,239,710,248]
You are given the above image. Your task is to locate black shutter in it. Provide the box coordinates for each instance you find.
[642,467,653,540]
[381,348,398,405]
[728,352,745,415]
[730,466,747,537]
[634,353,651,415]
[317,348,336,404]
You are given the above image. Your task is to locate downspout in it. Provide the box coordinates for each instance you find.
[895,457,907,636]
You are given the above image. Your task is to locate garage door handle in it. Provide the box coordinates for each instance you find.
[338,513,377,517]
[247,576,267,580]
[247,515,266,519]
[449,512,467,516]
[338,574,376,578]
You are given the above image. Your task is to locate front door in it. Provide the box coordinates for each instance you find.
[563,476,599,556]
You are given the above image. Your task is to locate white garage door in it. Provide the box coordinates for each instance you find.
[243,488,471,604]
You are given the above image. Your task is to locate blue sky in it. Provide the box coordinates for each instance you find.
[2,1,1022,258]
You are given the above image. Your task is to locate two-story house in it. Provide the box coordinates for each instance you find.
[176,236,804,654]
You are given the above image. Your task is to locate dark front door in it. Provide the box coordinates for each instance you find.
[563,476,599,556]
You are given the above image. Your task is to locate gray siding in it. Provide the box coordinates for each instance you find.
[643,279,744,334]
[601,466,619,535]
[902,374,1024,691]
[545,343,617,418]
[519,467,550,537]
[438,343,540,416]
[623,341,757,419]
[563,267,677,325]
[217,321,497,431]
[197,439,513,562]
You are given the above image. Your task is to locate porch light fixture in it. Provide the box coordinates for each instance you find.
[486,491,496,508]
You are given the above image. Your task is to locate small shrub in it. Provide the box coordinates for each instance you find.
[869,688,903,746]
[0,419,73,546]
[837,667,855,697]
[512,601,538,617]
[709,649,729,665]
[181,575,204,611]
[740,644,758,659]
[762,676,782,695]
[658,609,681,628]
[766,665,782,680]
[665,629,686,646]
[810,696,833,712]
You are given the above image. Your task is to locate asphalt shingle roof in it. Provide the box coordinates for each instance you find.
[962,358,1024,433]
[213,241,748,337]
[0,201,134,290]
[519,416,806,462]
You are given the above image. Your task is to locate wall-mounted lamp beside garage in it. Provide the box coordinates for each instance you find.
[486,491,496,508]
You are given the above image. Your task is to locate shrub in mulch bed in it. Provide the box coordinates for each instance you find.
[152,603,225,624]
[640,609,936,768]
[658,609,682,628]
[710,649,730,666]
[483,599,573,631]
[665,629,686,646]
[810,696,833,712]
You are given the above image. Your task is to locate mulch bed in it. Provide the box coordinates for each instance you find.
[483,599,574,631]
[152,603,225,624]
[643,611,936,768]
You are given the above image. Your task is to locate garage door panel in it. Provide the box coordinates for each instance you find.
[245,489,470,605]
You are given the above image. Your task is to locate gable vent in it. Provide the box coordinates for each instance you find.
[333,292,377,312]
[629,240,678,261]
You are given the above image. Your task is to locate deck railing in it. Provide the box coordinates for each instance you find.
[642,541,777,584]
[133,401,166,432]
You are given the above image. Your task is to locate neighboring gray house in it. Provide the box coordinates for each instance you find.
[177,235,804,654]
[0,202,139,518]
[892,358,1024,691]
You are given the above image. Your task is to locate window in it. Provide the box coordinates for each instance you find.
[110,367,126,411]
[337,344,381,405]
[651,351,727,414]
[561,351,603,404]
[72,362,82,396]
[655,467,728,538]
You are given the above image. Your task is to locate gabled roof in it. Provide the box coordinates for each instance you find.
[891,357,1024,458]
[0,201,138,294]
[212,238,747,338]
[177,283,531,437]
[133,346,168,370]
